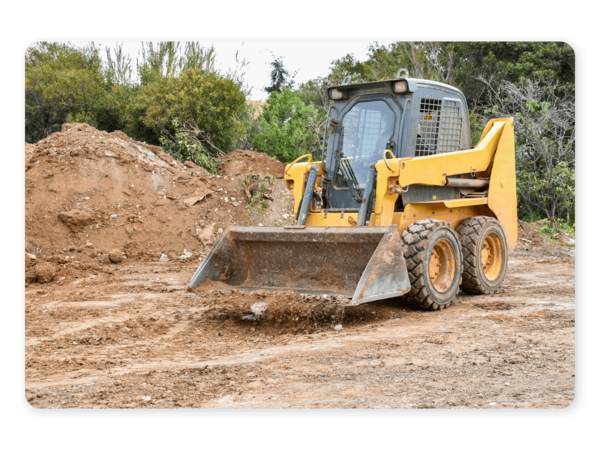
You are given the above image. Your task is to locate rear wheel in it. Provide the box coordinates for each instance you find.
[402,220,463,311]
[456,216,508,295]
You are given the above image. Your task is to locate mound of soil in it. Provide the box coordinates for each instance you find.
[220,150,285,179]
[25,124,293,285]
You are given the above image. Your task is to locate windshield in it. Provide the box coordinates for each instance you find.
[334,100,395,188]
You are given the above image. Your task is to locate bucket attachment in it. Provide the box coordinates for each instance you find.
[187,225,411,305]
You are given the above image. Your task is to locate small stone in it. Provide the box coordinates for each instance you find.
[334,324,343,331]
[488,402,497,406]
[141,396,151,402]
[231,197,236,201]
[110,214,118,219]
[35,262,56,283]
[184,161,196,168]
[159,253,170,262]
[231,202,240,207]
[505,382,510,386]
[218,228,223,234]
[258,223,263,227]
[109,248,124,264]
[282,214,289,219]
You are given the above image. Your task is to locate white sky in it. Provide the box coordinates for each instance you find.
[97,40,397,101]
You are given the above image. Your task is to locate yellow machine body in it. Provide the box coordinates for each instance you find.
[284,117,517,252]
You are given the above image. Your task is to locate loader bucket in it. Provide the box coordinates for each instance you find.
[187,225,411,305]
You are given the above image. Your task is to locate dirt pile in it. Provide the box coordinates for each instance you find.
[25,123,293,286]
[220,149,285,179]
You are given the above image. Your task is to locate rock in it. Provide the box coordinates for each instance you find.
[85,241,93,248]
[218,228,223,235]
[35,262,56,283]
[141,396,151,402]
[26,252,37,261]
[159,253,170,262]
[122,326,131,332]
[180,250,193,259]
[110,214,118,219]
[282,214,289,219]
[109,248,125,264]
[488,402,497,406]
[521,238,532,243]
[231,202,240,207]
[196,225,215,247]
[58,210,93,231]
[184,161,196,168]
[251,302,267,316]
[334,324,343,331]
[183,192,211,206]
[155,199,171,207]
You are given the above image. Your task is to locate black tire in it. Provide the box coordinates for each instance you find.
[456,216,508,295]
[401,219,463,311]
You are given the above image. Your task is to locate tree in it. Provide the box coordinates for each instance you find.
[25,42,108,142]
[452,42,575,111]
[264,54,296,95]
[251,89,321,162]
[485,79,575,225]
[127,69,248,152]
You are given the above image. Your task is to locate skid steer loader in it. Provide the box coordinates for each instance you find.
[188,70,517,311]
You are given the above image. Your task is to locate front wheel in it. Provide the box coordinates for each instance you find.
[402,220,463,311]
[456,216,508,295]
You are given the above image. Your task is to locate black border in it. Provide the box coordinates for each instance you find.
[18,35,587,419]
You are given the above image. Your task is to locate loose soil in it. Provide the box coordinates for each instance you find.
[24,125,575,409]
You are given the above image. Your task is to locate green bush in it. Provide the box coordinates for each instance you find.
[126,69,247,152]
[25,42,110,142]
[251,89,321,162]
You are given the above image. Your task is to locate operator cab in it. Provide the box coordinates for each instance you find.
[321,71,471,211]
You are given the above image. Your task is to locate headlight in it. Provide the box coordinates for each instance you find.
[393,81,408,93]
[329,88,344,100]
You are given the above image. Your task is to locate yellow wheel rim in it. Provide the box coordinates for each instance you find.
[429,239,456,293]
[481,232,503,281]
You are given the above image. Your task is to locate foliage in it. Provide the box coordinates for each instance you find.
[536,218,575,245]
[25,42,108,142]
[158,119,223,174]
[251,89,322,162]
[128,68,247,151]
[137,42,216,86]
[452,42,574,110]
[240,173,275,215]
[25,41,250,157]
[264,54,297,95]
[364,42,458,84]
[485,79,575,226]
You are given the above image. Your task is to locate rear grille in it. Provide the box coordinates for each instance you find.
[415,98,463,157]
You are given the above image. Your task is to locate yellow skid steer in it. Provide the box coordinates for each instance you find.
[188,71,517,310]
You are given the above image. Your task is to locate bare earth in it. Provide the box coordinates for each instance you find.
[25,242,574,409]
[24,124,575,409]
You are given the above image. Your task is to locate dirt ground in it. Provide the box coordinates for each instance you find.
[24,125,575,409]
